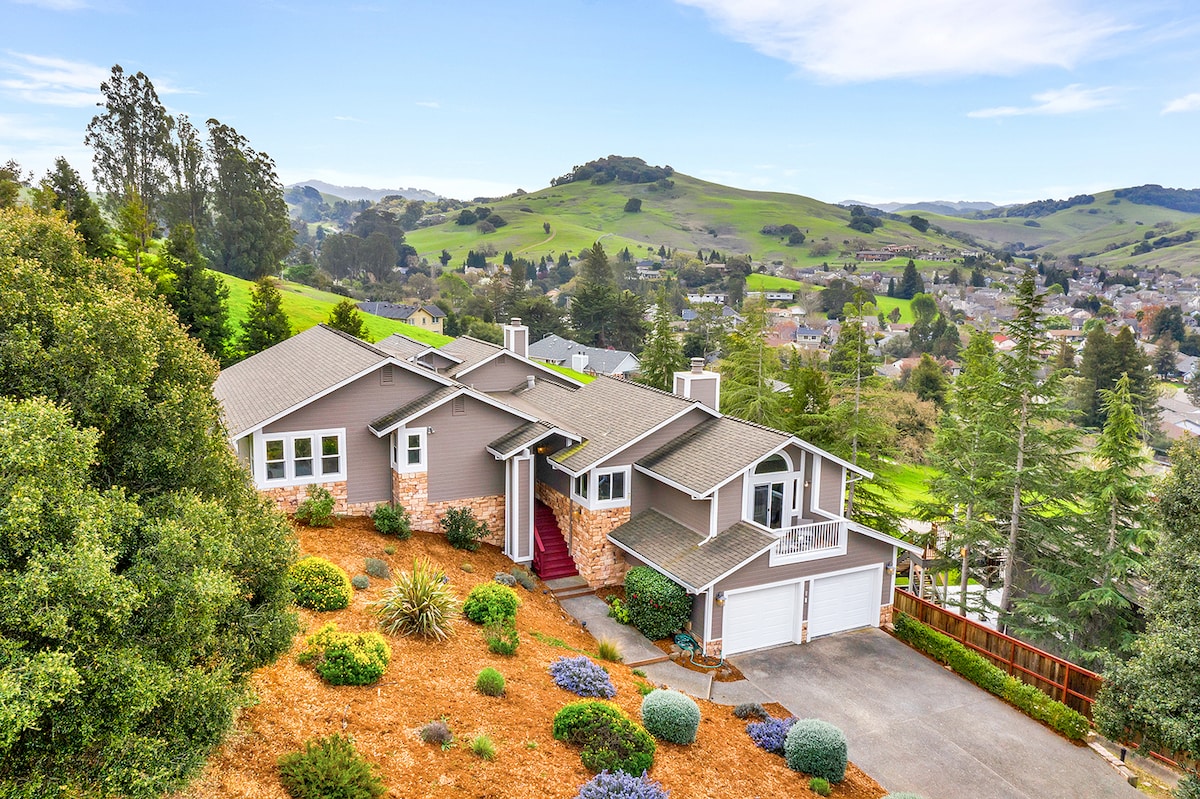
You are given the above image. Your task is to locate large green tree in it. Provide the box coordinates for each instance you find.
[239,277,291,357]
[719,297,783,424]
[0,208,297,796]
[569,242,646,350]
[34,157,113,258]
[164,224,230,362]
[1096,437,1200,759]
[206,120,292,279]
[162,113,210,234]
[639,293,685,391]
[326,298,367,339]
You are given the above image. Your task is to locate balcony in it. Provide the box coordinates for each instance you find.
[769,517,847,565]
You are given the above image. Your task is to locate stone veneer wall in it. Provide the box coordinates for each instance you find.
[879,604,894,628]
[261,481,382,518]
[535,484,631,588]
[393,471,505,547]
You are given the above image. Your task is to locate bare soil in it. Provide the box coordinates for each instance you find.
[178,517,887,799]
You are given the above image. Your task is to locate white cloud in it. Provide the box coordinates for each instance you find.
[1163,92,1200,114]
[675,0,1128,82]
[968,84,1119,118]
[0,113,94,180]
[0,53,194,107]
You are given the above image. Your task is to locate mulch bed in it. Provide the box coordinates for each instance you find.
[177,517,888,799]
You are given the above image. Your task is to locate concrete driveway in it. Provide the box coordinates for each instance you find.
[731,628,1140,799]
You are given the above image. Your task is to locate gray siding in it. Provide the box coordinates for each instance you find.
[690,591,707,640]
[264,366,439,504]
[818,457,844,516]
[716,480,742,531]
[711,532,891,639]
[644,479,710,535]
[595,409,710,470]
[420,397,519,502]
[516,457,532,560]
[459,355,575,392]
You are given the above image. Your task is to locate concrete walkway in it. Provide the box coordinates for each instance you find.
[731,628,1141,799]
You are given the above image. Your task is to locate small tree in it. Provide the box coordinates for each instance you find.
[623,197,642,213]
[239,277,291,357]
[327,299,367,339]
[639,294,685,391]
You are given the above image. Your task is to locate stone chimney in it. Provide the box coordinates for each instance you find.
[503,317,528,359]
[674,357,721,411]
[571,351,589,373]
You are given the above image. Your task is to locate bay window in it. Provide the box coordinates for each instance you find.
[256,429,345,487]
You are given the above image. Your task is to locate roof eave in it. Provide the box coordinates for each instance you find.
[606,536,702,594]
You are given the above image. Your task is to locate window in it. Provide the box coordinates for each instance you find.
[572,467,630,509]
[392,427,426,473]
[598,471,625,502]
[746,451,795,530]
[257,429,345,487]
[574,473,589,500]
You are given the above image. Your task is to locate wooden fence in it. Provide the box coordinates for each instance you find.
[892,588,1197,773]
[892,589,1102,718]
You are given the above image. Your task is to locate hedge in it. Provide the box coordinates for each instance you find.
[892,612,1089,741]
[625,567,691,641]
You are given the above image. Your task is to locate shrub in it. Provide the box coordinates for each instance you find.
[485,619,520,655]
[624,567,691,640]
[640,689,701,745]
[746,715,796,754]
[493,571,517,587]
[278,734,384,799]
[606,597,630,624]
[892,613,1089,741]
[441,506,489,550]
[383,544,397,555]
[460,562,475,573]
[470,734,496,760]
[364,558,389,579]
[809,777,832,797]
[463,582,521,625]
[783,719,847,783]
[575,770,670,799]
[419,720,453,747]
[289,556,352,611]
[733,702,768,721]
[510,566,536,591]
[1175,778,1200,799]
[371,558,458,640]
[372,503,411,538]
[597,639,622,662]
[296,623,391,686]
[553,701,656,775]
[295,486,336,527]
[351,575,370,591]
[550,655,616,698]
[476,667,506,697]
[635,682,655,696]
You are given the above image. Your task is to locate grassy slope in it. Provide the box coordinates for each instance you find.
[215,272,452,346]
[406,174,965,266]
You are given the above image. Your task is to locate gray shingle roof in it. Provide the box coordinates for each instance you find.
[358,301,446,320]
[527,334,639,375]
[439,336,503,377]
[368,385,460,435]
[608,510,775,591]
[487,420,558,457]
[374,332,431,360]
[638,416,790,496]
[213,325,388,437]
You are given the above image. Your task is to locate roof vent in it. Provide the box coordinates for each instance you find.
[526,374,536,390]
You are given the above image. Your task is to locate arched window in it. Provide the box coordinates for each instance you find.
[748,451,795,529]
[755,454,789,474]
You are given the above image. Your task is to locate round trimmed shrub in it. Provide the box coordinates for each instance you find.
[640,689,701,744]
[810,777,831,797]
[289,556,352,611]
[278,733,384,799]
[351,575,370,591]
[297,623,391,686]
[624,566,691,640]
[783,719,847,783]
[574,770,670,799]
[476,667,505,697]
[463,582,521,625]
[553,701,655,775]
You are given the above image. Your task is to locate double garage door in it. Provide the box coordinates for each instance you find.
[722,566,882,655]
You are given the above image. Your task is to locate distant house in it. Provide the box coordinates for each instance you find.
[855,251,893,262]
[358,301,446,335]
[687,293,728,304]
[747,290,796,302]
[527,333,640,378]
[681,305,744,327]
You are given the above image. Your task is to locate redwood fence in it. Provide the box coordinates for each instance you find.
[893,588,1197,772]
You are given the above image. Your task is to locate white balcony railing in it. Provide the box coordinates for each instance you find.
[770,518,846,563]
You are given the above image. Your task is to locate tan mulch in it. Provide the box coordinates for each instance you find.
[178,517,888,799]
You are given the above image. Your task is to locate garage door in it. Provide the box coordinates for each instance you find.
[807,567,881,640]
[723,582,801,655]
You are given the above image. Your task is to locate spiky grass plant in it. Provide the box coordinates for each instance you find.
[371,558,459,640]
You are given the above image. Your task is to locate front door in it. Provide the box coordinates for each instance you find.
[752,481,786,529]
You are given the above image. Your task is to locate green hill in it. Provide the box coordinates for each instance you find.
[214,272,452,346]
[404,172,967,266]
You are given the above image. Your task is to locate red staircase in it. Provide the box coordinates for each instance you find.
[533,501,577,580]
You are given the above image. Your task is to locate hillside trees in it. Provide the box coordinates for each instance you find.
[327,299,367,339]
[569,242,647,350]
[719,297,783,424]
[0,208,297,795]
[897,259,925,300]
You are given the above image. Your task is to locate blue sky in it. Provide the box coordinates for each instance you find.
[4,0,1200,205]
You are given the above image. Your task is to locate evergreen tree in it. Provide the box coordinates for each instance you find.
[569,242,648,349]
[947,266,961,285]
[1096,437,1200,757]
[36,157,112,258]
[719,297,783,425]
[165,224,230,361]
[970,267,986,287]
[638,294,685,391]
[238,277,291,357]
[897,259,924,299]
[509,294,566,342]
[908,353,949,408]
[1153,338,1179,378]
[782,351,832,448]
[162,113,210,234]
[502,265,527,319]
[887,277,895,297]
[326,299,366,339]
[1052,339,1076,373]
[115,188,155,272]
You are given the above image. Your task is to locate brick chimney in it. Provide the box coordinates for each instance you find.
[503,317,528,359]
[674,357,720,411]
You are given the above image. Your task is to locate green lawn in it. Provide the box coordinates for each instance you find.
[873,295,915,324]
[215,272,452,346]
[882,461,937,517]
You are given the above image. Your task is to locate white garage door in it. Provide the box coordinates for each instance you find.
[808,567,881,640]
[723,582,801,655]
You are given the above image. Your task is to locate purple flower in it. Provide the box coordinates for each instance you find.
[746,716,797,755]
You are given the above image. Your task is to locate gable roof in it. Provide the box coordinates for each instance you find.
[485,420,574,460]
[368,385,460,436]
[440,336,584,387]
[214,325,407,438]
[607,510,775,593]
[374,332,434,360]
[358,301,446,320]
[636,416,791,497]
[527,334,640,375]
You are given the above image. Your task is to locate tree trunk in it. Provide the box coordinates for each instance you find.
[1000,394,1029,616]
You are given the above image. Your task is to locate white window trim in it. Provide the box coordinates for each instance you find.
[571,466,631,510]
[255,428,346,489]
[392,427,428,474]
[743,450,797,529]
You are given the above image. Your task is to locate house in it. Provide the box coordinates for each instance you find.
[527,333,640,378]
[213,319,920,657]
[357,301,447,335]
